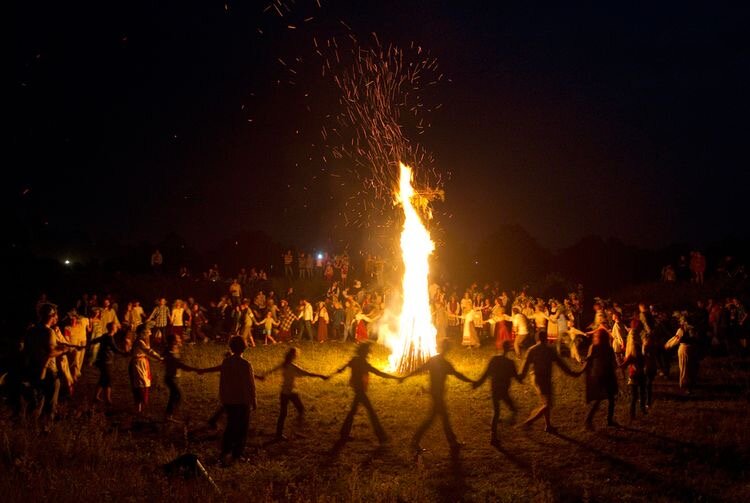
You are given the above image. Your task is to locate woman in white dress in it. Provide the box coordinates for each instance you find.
[462,308,482,348]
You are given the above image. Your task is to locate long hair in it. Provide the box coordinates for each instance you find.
[625,326,642,360]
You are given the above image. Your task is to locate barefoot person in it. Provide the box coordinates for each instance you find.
[262,347,328,440]
[331,343,399,445]
[473,340,520,445]
[402,339,474,453]
[518,331,580,432]
[256,310,279,345]
[89,321,128,407]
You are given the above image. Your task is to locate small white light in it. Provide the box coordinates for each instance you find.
[64,259,71,265]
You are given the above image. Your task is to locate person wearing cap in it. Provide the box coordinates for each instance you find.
[331,343,399,445]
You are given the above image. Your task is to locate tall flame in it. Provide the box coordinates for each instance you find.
[388,162,438,373]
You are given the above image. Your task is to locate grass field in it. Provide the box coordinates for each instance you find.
[2,336,749,502]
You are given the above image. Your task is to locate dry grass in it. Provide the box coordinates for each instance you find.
[2,338,749,502]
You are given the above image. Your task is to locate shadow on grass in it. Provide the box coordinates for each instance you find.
[491,442,585,501]
[613,425,749,480]
[546,429,717,501]
[425,446,470,503]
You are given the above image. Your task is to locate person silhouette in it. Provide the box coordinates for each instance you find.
[518,331,580,433]
[402,339,474,454]
[331,343,399,445]
[473,340,520,445]
[263,347,328,440]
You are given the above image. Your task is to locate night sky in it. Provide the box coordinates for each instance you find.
[10,2,750,256]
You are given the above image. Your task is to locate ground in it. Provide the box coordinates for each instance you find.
[1,338,749,502]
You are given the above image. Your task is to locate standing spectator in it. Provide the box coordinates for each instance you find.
[124,300,145,334]
[298,252,306,280]
[314,301,329,343]
[277,299,296,343]
[88,307,106,362]
[200,337,258,466]
[677,255,690,282]
[297,298,314,341]
[315,252,325,277]
[170,300,186,341]
[100,298,120,333]
[229,280,242,307]
[151,249,163,275]
[65,309,89,383]
[330,299,346,341]
[305,253,315,279]
[283,250,294,279]
[148,298,170,347]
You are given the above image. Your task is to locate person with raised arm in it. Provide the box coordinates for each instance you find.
[331,343,399,445]
[579,328,619,430]
[89,321,129,407]
[128,324,164,416]
[518,331,580,433]
[199,336,258,466]
[402,339,474,454]
[473,340,520,445]
[262,347,328,441]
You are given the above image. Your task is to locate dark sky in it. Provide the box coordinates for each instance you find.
[10,1,750,256]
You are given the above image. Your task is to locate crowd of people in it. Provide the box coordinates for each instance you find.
[5,259,749,465]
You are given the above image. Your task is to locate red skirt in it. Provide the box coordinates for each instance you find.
[495,321,513,349]
[355,320,368,343]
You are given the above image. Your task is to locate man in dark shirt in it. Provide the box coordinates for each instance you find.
[402,339,474,453]
[332,343,399,445]
[473,340,520,445]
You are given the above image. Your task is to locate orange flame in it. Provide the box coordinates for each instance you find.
[387,162,438,373]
